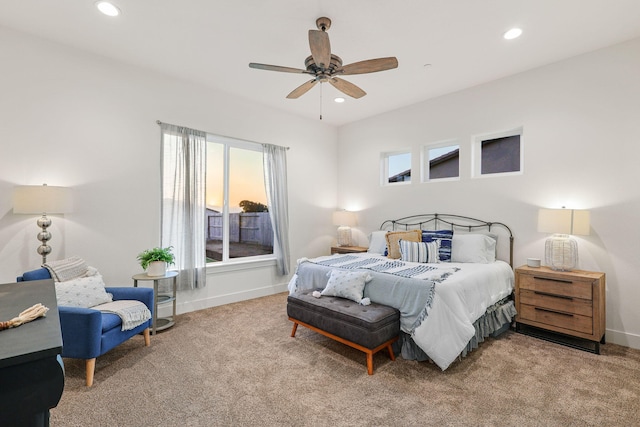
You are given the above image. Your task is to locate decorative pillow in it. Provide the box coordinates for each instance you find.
[399,239,440,263]
[319,269,373,305]
[367,230,388,254]
[422,230,454,262]
[451,234,496,263]
[385,230,422,259]
[55,274,113,308]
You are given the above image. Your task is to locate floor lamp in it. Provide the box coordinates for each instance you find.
[13,184,73,264]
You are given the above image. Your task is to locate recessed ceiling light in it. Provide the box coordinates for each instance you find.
[96,1,121,17]
[334,97,345,103]
[504,28,522,40]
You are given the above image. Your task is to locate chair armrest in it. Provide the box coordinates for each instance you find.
[106,287,154,316]
[58,306,103,359]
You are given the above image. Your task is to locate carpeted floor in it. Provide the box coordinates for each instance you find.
[50,292,640,426]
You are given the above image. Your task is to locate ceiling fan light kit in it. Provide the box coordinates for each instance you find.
[249,17,398,101]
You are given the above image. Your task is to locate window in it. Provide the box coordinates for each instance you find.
[472,127,523,177]
[206,135,273,262]
[381,151,411,185]
[421,141,460,182]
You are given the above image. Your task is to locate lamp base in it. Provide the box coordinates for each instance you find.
[545,234,578,271]
[336,226,353,247]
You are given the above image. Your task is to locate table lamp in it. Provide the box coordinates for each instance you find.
[537,208,590,271]
[13,184,74,264]
[332,210,357,247]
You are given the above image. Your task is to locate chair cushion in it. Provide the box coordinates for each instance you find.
[100,313,123,333]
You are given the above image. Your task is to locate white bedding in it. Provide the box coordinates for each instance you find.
[412,261,514,370]
[289,254,514,371]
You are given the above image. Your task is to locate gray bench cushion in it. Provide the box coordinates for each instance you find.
[287,289,400,349]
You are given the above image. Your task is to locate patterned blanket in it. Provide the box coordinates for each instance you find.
[310,254,459,282]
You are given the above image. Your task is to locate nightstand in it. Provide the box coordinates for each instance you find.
[514,265,606,354]
[331,246,368,255]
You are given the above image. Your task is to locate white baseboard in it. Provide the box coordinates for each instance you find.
[165,282,289,316]
[605,328,640,350]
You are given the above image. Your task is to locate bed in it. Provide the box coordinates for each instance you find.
[288,213,517,371]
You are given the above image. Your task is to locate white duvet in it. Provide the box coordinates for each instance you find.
[413,261,514,370]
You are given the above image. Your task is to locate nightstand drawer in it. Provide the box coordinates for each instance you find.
[518,274,592,300]
[520,304,593,335]
[519,289,593,317]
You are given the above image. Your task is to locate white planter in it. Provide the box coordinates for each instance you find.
[147,261,166,277]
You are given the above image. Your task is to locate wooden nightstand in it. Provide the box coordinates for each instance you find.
[514,265,606,354]
[331,246,368,255]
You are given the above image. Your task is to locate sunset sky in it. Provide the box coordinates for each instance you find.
[206,142,267,211]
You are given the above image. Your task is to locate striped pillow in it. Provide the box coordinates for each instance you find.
[422,230,454,262]
[399,239,440,263]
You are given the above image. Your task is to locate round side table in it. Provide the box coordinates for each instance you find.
[132,271,178,335]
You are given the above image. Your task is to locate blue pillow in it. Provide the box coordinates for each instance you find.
[422,230,454,262]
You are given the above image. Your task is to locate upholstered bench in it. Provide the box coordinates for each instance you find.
[287,289,400,375]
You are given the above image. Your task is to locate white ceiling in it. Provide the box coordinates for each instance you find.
[2,1,640,126]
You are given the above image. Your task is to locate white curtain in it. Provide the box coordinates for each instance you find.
[160,123,207,290]
[263,144,291,275]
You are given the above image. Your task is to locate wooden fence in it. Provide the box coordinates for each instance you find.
[207,212,273,247]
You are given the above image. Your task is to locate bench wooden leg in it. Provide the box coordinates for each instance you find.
[85,358,96,387]
[290,316,398,375]
[366,352,374,375]
[387,343,395,361]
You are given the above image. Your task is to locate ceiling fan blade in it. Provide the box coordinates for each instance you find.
[249,63,310,74]
[286,79,318,99]
[338,57,398,75]
[308,30,331,70]
[328,77,366,99]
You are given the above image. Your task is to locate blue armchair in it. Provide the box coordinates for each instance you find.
[18,268,154,386]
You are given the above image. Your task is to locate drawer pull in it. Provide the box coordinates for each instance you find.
[534,307,574,317]
[533,291,574,300]
[533,276,573,284]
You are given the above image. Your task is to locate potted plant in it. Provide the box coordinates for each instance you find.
[137,246,175,277]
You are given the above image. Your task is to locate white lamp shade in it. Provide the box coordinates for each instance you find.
[332,210,357,227]
[13,185,73,214]
[571,210,590,236]
[537,208,590,236]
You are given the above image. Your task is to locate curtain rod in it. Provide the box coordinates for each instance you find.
[156,120,289,150]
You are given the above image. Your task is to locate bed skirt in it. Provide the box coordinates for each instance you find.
[394,297,517,362]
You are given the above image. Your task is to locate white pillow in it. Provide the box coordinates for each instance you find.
[55,274,113,308]
[399,239,440,263]
[451,234,496,263]
[321,269,373,304]
[367,230,388,254]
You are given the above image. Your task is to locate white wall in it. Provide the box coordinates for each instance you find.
[0,26,338,313]
[337,37,640,349]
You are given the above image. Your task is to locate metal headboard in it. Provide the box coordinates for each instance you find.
[380,213,514,267]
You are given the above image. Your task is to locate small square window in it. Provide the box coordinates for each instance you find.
[473,127,523,177]
[422,142,459,182]
[381,151,411,185]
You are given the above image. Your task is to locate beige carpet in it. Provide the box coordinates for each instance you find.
[51,293,640,426]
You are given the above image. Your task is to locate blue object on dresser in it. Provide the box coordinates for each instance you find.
[18,267,154,386]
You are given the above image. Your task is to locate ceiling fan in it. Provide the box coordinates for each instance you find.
[249,17,398,100]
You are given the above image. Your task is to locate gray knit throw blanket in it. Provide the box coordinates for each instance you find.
[44,256,88,282]
[92,300,152,331]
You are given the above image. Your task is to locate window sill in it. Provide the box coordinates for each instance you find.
[205,256,277,274]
